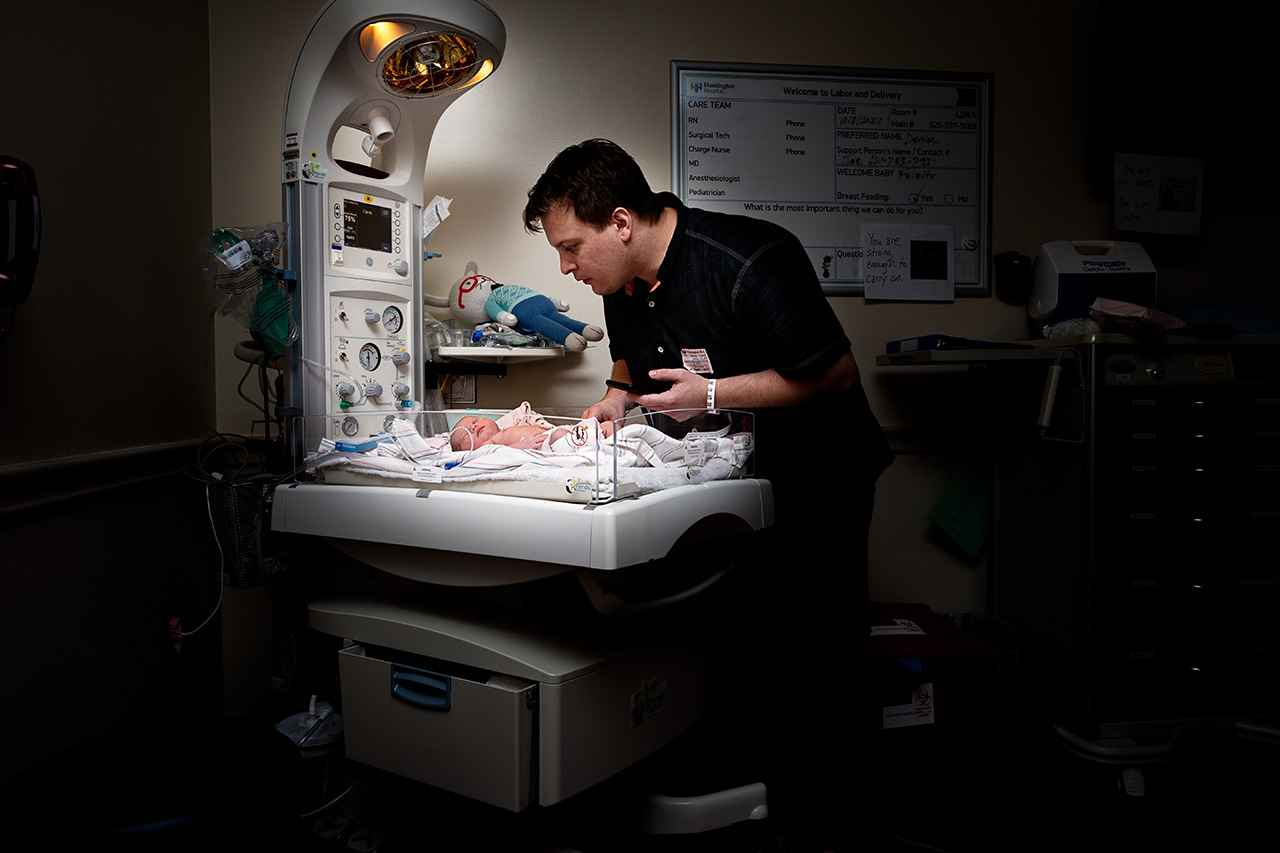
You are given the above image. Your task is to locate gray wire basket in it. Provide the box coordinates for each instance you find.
[208,479,286,588]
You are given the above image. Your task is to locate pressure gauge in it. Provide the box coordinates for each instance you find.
[359,342,381,370]
[382,306,404,334]
[341,416,359,436]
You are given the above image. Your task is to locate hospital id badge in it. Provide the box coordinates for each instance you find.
[681,348,713,374]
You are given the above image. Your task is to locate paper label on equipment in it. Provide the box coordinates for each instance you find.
[568,423,591,447]
[565,477,592,494]
[631,676,669,727]
[869,618,926,636]
[882,682,935,729]
[217,240,253,271]
[411,467,443,483]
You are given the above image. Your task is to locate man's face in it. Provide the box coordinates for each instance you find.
[540,203,631,297]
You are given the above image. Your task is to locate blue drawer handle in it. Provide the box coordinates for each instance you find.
[390,664,451,710]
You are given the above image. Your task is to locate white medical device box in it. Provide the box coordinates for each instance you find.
[311,594,705,811]
[1029,240,1157,324]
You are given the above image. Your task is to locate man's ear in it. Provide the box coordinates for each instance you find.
[610,207,633,242]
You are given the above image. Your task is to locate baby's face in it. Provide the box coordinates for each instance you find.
[450,416,499,450]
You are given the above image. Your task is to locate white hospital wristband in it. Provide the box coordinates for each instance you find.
[706,377,718,413]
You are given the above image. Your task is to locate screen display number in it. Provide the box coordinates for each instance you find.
[343,199,393,253]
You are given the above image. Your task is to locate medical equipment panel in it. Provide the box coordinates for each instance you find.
[279,0,505,450]
[1028,240,1157,330]
[329,188,409,278]
[294,183,422,442]
[312,594,705,810]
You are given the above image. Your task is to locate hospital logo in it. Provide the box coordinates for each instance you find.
[689,81,736,95]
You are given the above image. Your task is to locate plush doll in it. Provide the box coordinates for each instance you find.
[426,261,604,352]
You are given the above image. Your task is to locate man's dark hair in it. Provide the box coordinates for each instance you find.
[523,139,665,233]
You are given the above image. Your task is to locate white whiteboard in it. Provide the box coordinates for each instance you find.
[671,62,993,297]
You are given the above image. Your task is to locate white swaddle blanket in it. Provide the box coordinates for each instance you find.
[310,417,751,495]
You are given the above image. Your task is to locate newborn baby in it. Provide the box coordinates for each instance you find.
[449,415,570,451]
[448,401,579,452]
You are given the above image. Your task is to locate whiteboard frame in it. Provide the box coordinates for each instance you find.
[671,60,994,297]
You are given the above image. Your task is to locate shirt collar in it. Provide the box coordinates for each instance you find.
[653,192,687,292]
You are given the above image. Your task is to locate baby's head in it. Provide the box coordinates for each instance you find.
[449,415,500,451]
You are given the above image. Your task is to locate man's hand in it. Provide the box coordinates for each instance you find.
[633,368,708,421]
[582,389,631,437]
[631,351,861,420]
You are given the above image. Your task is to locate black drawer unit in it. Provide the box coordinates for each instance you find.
[990,339,1280,740]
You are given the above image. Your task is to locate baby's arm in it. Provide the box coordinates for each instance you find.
[489,424,551,450]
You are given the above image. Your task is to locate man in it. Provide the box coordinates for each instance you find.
[524,139,892,849]
[523,138,890,489]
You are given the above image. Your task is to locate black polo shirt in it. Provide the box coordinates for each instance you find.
[605,195,849,383]
[603,194,892,487]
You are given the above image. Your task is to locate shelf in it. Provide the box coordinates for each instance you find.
[436,346,565,364]
[876,346,1066,366]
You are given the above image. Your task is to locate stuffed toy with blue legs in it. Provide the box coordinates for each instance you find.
[427,262,604,352]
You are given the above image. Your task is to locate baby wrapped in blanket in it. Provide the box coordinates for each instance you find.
[314,402,748,493]
[449,401,572,451]
[448,404,739,471]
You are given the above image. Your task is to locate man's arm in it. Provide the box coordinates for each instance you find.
[635,349,860,419]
